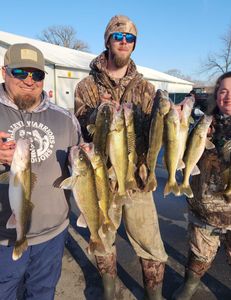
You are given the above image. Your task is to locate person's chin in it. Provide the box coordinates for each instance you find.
[224,109,231,115]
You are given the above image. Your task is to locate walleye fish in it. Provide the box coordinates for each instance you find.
[145,90,171,192]
[123,102,137,190]
[83,143,116,234]
[164,106,181,196]
[60,146,105,254]
[107,104,128,196]
[87,103,111,159]
[0,138,34,260]
[177,96,195,170]
[180,115,214,198]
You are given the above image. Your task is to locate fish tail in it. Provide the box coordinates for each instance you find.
[13,238,28,260]
[102,220,116,235]
[126,177,137,191]
[144,173,157,192]
[180,184,194,198]
[88,238,105,255]
[117,185,127,197]
[138,163,148,184]
[164,181,180,197]
[224,192,231,203]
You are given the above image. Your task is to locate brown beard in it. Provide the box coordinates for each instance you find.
[14,95,37,111]
[112,52,130,68]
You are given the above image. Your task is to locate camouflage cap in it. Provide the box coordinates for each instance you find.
[104,15,137,49]
[4,43,45,71]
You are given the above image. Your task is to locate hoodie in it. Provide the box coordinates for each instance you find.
[74,51,155,185]
[0,83,82,245]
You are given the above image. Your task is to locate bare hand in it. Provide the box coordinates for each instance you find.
[101,92,112,102]
[0,132,16,165]
[99,93,119,111]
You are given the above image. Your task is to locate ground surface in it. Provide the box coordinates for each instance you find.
[55,166,231,300]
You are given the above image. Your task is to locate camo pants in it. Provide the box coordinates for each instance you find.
[189,223,231,266]
[95,191,167,262]
[140,258,165,289]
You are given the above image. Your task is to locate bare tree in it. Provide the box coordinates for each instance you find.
[38,25,89,51]
[165,69,211,86]
[201,25,231,79]
[165,68,193,81]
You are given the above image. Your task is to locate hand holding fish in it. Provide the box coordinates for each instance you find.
[0,131,16,165]
[101,92,112,102]
[100,93,118,108]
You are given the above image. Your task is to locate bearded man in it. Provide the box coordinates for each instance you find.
[74,15,167,300]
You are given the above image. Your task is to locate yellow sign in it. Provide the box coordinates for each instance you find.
[67,71,72,78]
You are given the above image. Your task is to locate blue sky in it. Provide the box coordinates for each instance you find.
[1,0,231,81]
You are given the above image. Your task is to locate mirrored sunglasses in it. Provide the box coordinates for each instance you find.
[6,68,45,82]
[111,32,136,43]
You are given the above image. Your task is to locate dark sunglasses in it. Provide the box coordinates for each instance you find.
[6,68,45,82]
[111,32,136,43]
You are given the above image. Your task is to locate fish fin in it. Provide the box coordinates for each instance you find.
[30,172,37,190]
[177,159,185,170]
[14,173,21,186]
[144,173,157,192]
[138,163,148,184]
[205,139,215,150]
[77,214,87,228]
[223,188,231,203]
[189,116,195,124]
[101,220,116,235]
[108,167,116,181]
[98,200,107,218]
[180,184,194,198]
[59,176,75,189]
[191,165,200,176]
[117,184,127,197]
[164,181,180,197]
[87,124,96,136]
[0,171,10,184]
[107,220,116,232]
[13,238,28,260]
[6,213,16,229]
[53,176,66,188]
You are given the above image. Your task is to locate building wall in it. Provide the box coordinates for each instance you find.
[0,44,193,110]
[54,67,89,111]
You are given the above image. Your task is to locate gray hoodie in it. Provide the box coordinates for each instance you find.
[0,83,82,245]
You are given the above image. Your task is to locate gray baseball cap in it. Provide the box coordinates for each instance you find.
[4,43,45,71]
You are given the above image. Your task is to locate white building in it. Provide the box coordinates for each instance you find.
[0,31,193,110]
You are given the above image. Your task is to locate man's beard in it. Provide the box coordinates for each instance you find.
[112,52,130,68]
[14,95,37,111]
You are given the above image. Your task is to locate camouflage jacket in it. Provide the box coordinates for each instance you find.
[188,112,231,228]
[74,51,155,170]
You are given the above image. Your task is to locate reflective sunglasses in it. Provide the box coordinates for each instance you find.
[111,32,136,43]
[6,68,45,82]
